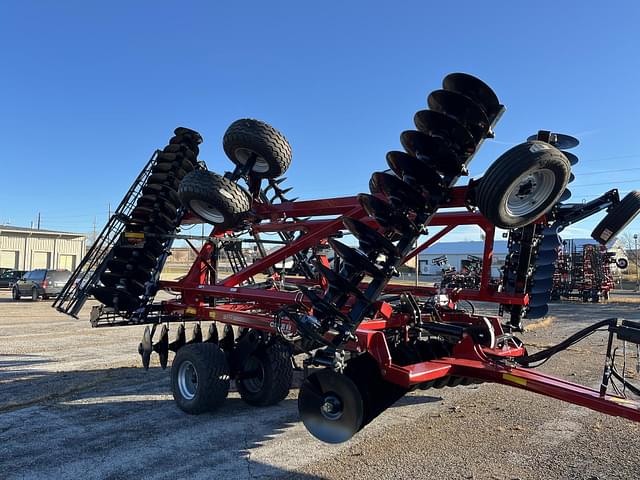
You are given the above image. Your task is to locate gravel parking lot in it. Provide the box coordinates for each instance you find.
[1,291,639,480]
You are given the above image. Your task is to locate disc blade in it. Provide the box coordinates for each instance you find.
[527,133,579,150]
[442,72,501,119]
[413,109,476,156]
[533,264,556,280]
[562,151,579,165]
[92,286,141,311]
[342,217,399,257]
[298,369,364,444]
[328,239,382,278]
[539,232,561,250]
[400,130,464,176]
[535,249,559,266]
[528,293,550,308]
[427,89,490,141]
[385,151,445,195]
[315,262,367,300]
[559,189,572,202]
[526,304,550,319]
[370,172,429,212]
[530,277,553,295]
[358,194,415,234]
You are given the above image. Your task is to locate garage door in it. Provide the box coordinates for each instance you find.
[58,254,76,270]
[32,251,51,269]
[0,251,19,269]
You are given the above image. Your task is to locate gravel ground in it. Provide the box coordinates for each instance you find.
[0,291,639,479]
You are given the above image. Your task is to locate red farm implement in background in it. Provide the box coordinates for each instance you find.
[54,73,640,443]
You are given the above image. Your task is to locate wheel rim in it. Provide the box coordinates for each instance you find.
[177,360,199,400]
[241,356,265,394]
[189,200,225,224]
[234,147,270,173]
[505,168,556,217]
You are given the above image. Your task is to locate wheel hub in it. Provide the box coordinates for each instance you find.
[189,200,224,224]
[320,395,343,420]
[506,168,555,217]
[235,147,270,173]
[177,360,199,400]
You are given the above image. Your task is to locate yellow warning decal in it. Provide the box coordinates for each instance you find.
[209,311,217,319]
[503,373,527,387]
[124,232,145,239]
[610,397,639,407]
[186,307,197,315]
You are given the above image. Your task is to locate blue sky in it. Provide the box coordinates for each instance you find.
[2,1,640,243]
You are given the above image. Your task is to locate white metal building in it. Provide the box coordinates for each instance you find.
[0,225,86,271]
[418,240,508,278]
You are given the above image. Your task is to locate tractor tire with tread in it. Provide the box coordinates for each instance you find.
[236,341,293,407]
[179,169,251,226]
[591,191,640,244]
[171,343,230,414]
[223,119,292,178]
[476,141,571,229]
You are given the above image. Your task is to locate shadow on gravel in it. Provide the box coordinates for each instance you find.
[0,362,445,479]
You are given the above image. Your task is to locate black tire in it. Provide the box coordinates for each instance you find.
[31,288,39,301]
[223,119,292,178]
[591,191,640,244]
[476,141,571,228]
[12,287,20,301]
[236,341,293,407]
[171,343,230,414]
[179,170,251,226]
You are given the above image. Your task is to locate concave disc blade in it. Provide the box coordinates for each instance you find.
[559,189,572,202]
[530,277,554,295]
[315,261,367,300]
[342,217,398,257]
[400,130,464,177]
[328,239,382,278]
[413,109,476,156]
[528,292,551,308]
[298,369,364,444]
[533,264,556,280]
[539,232,561,249]
[385,151,445,194]
[427,89,490,141]
[526,133,579,150]
[358,194,415,234]
[442,72,501,119]
[370,172,428,212]
[535,249,559,266]
[526,304,550,319]
[562,151,579,165]
[568,173,575,184]
[92,286,141,311]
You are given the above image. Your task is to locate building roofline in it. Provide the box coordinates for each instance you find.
[0,225,85,238]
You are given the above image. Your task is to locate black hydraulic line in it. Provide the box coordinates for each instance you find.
[610,367,640,397]
[515,318,616,367]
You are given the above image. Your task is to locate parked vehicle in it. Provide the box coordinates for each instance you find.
[12,269,71,301]
[0,270,26,288]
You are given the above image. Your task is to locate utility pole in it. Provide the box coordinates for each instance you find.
[414,239,419,287]
[37,212,41,230]
[93,216,97,244]
[108,203,111,219]
[635,233,639,292]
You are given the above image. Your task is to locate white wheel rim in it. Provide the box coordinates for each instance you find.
[189,200,225,223]
[178,360,198,400]
[234,147,270,173]
[505,168,556,217]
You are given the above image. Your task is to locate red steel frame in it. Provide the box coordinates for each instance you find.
[158,188,640,423]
